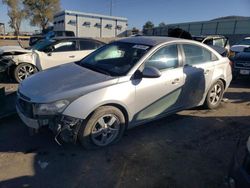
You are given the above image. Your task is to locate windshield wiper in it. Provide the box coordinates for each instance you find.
[77,63,111,76]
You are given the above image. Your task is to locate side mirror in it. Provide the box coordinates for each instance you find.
[47,52,52,56]
[142,66,161,78]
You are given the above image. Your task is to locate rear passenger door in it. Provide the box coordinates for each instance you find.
[181,44,217,108]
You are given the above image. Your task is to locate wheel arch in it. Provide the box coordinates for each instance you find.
[84,103,130,128]
[101,103,129,126]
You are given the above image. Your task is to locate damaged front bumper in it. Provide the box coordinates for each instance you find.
[16,102,83,145]
[49,115,83,145]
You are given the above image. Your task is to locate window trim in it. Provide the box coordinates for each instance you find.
[51,40,77,53]
[180,43,219,66]
[141,43,182,72]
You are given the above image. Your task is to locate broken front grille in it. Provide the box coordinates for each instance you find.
[235,61,250,69]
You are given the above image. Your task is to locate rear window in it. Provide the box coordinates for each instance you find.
[80,40,104,50]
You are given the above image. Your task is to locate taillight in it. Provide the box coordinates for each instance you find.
[229,61,234,67]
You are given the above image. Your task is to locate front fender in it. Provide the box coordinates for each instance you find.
[62,80,135,121]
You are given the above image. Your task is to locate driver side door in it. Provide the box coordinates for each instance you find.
[133,44,185,125]
[38,40,78,70]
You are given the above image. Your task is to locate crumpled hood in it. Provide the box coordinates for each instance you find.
[0,46,31,55]
[231,45,250,53]
[19,63,118,103]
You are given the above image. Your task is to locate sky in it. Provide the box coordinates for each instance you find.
[0,0,250,32]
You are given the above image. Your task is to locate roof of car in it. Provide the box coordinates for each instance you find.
[117,36,183,46]
[193,35,226,39]
[53,37,106,43]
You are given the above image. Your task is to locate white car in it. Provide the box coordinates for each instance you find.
[0,37,105,82]
[229,37,250,58]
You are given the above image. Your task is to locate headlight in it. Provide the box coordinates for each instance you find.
[34,100,70,115]
[247,136,250,153]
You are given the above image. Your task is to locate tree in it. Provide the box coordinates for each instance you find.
[158,22,166,27]
[23,0,60,31]
[142,21,154,34]
[143,21,154,30]
[2,0,26,36]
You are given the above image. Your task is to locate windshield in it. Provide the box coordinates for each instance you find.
[30,39,55,51]
[236,39,250,45]
[78,42,152,76]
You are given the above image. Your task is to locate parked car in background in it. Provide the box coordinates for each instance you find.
[231,47,250,79]
[0,37,105,82]
[193,35,230,53]
[229,37,250,59]
[228,136,250,188]
[29,30,75,46]
[16,36,232,149]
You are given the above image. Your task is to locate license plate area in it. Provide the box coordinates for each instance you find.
[240,69,250,75]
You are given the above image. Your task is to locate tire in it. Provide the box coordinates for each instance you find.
[78,106,126,149]
[204,80,225,109]
[14,63,38,83]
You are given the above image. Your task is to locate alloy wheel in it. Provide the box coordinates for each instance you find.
[18,64,36,81]
[91,114,120,146]
[209,83,223,105]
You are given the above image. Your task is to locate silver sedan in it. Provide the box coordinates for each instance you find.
[16,36,232,149]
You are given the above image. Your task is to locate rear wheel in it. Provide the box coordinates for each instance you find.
[204,80,225,109]
[14,63,37,83]
[78,106,126,149]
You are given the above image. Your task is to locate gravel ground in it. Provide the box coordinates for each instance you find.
[0,79,249,188]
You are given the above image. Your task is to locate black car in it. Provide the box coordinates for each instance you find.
[232,47,250,79]
[29,30,75,46]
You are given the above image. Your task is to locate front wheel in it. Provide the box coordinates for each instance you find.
[78,106,126,149]
[204,80,225,109]
[14,63,37,83]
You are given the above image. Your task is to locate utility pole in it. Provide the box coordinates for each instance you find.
[110,0,113,16]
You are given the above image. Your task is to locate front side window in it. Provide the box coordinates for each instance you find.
[79,42,151,76]
[182,44,216,65]
[144,44,179,70]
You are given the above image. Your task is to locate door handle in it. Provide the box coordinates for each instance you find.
[172,78,180,84]
[69,55,75,58]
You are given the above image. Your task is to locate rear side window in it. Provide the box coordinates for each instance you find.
[144,44,179,71]
[53,41,77,52]
[80,40,104,50]
[65,31,75,36]
[182,44,217,65]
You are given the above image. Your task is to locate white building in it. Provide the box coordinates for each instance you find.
[53,10,128,38]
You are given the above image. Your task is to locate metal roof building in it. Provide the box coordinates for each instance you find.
[53,10,128,38]
[145,16,250,44]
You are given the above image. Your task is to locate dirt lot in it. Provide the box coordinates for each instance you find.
[0,79,249,188]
